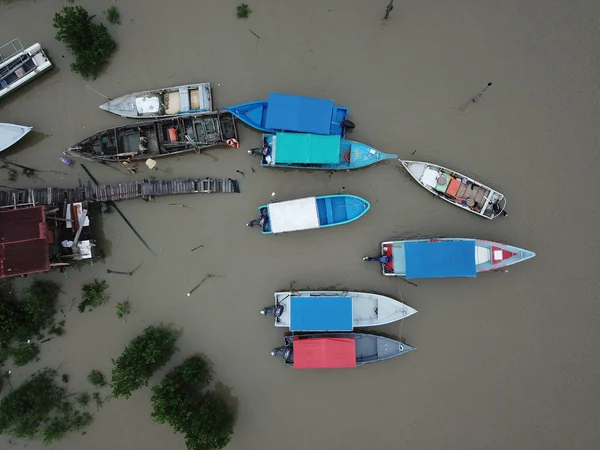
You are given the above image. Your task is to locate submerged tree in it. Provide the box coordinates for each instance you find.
[53,6,118,80]
[111,326,177,399]
[151,356,235,450]
[78,279,109,313]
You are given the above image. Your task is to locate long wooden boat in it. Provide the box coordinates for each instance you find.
[223,92,355,137]
[99,82,212,119]
[363,238,535,278]
[0,123,32,152]
[249,133,397,170]
[261,290,417,331]
[0,39,52,100]
[249,194,370,235]
[65,112,238,163]
[271,333,415,369]
[400,159,507,219]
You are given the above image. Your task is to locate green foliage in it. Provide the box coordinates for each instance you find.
[105,5,120,24]
[111,326,177,399]
[92,392,103,408]
[49,320,66,336]
[53,6,118,80]
[23,281,61,333]
[78,279,109,313]
[11,343,40,367]
[236,3,251,19]
[87,369,107,387]
[151,356,235,450]
[8,169,18,182]
[116,300,131,320]
[76,392,90,407]
[0,370,93,443]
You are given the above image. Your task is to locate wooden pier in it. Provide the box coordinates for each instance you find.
[0,177,239,209]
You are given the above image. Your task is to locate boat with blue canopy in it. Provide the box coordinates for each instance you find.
[248,133,397,170]
[260,290,417,331]
[363,238,535,278]
[271,333,415,369]
[222,92,355,137]
[247,194,370,235]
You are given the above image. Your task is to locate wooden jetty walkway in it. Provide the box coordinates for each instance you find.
[0,177,239,209]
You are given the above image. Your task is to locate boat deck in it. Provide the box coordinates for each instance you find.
[0,177,240,208]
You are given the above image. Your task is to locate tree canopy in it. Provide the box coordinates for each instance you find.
[53,6,118,80]
[111,326,177,399]
[151,356,235,450]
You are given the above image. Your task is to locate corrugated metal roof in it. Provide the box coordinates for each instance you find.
[0,206,49,278]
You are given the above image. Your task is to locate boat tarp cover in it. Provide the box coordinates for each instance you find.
[274,132,340,164]
[404,240,477,279]
[293,337,356,368]
[290,296,352,331]
[265,93,334,135]
[267,197,319,233]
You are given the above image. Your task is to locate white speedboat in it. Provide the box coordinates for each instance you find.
[0,123,32,152]
[0,39,52,100]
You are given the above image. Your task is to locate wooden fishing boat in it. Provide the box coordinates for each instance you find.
[400,159,507,219]
[223,92,355,137]
[0,39,52,100]
[99,82,212,119]
[261,290,417,331]
[65,112,238,163]
[249,194,370,235]
[271,333,415,369]
[0,123,32,152]
[364,238,535,279]
[249,133,397,170]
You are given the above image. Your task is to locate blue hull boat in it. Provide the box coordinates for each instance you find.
[248,194,370,235]
[248,133,397,170]
[363,238,535,278]
[223,92,354,137]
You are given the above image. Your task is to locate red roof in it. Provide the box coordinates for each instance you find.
[0,206,49,278]
[293,337,356,369]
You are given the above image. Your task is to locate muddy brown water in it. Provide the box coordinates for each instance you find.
[1,0,600,449]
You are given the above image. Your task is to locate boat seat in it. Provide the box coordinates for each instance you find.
[475,246,491,264]
[165,92,180,115]
[324,200,334,225]
[179,87,190,112]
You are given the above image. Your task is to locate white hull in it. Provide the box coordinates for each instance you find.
[0,42,52,100]
[0,123,32,152]
[100,82,212,118]
[400,159,506,219]
[273,290,417,328]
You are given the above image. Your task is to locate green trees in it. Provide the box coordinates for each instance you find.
[53,6,118,80]
[78,279,110,312]
[111,326,177,399]
[0,370,92,444]
[151,356,235,450]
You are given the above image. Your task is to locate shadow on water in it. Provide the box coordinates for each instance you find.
[0,66,61,111]
[213,381,240,420]
[5,131,52,153]
[88,202,113,260]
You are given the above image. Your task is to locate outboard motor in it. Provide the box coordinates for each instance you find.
[248,147,262,155]
[260,304,284,317]
[271,347,286,357]
[342,119,356,130]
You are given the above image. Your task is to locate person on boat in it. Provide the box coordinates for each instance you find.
[247,208,269,231]
[363,256,393,263]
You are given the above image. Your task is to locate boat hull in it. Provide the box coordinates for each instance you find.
[257,194,370,235]
[99,82,213,119]
[66,112,238,163]
[400,159,507,219]
[374,238,535,278]
[0,42,53,100]
[272,333,415,369]
[269,290,417,330]
[223,92,352,137]
[0,123,32,152]
[255,133,397,170]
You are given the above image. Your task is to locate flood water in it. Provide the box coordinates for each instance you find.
[1,0,600,449]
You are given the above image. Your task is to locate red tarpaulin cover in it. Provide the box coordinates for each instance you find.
[293,337,356,369]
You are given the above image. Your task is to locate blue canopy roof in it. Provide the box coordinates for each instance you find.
[404,240,477,279]
[289,296,353,331]
[274,133,341,164]
[265,93,334,135]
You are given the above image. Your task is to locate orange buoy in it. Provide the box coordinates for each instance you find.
[226,138,240,148]
[344,150,351,163]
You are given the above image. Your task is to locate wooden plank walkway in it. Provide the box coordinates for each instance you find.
[0,177,240,209]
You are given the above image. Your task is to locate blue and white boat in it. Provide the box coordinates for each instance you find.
[261,290,417,331]
[249,194,370,235]
[248,133,397,170]
[223,92,355,137]
[364,238,535,278]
